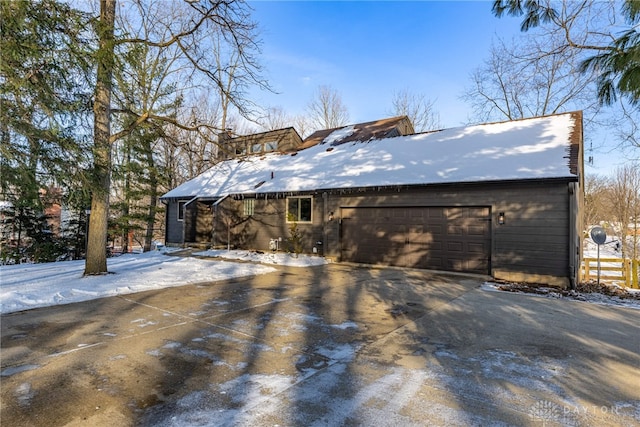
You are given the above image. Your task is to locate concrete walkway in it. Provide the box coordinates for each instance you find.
[1,263,639,426]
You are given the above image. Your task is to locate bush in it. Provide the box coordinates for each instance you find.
[286,213,303,256]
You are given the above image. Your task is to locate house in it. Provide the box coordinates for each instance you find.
[161,112,584,288]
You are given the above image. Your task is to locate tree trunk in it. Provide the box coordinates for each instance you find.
[122,142,131,254]
[144,186,157,252]
[85,0,115,275]
[142,131,159,252]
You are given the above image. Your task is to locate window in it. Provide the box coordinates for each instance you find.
[251,142,263,153]
[235,142,247,155]
[287,196,312,222]
[243,199,255,217]
[177,201,186,221]
[264,141,278,152]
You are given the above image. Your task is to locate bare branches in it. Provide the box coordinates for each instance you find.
[389,89,441,132]
[606,164,640,259]
[112,0,267,141]
[492,0,639,105]
[462,36,600,123]
[306,85,350,131]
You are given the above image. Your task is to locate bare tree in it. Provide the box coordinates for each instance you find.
[259,106,291,131]
[462,36,599,123]
[610,101,640,155]
[85,0,266,275]
[605,163,640,260]
[156,92,231,197]
[493,0,639,106]
[487,0,639,159]
[584,174,609,229]
[256,107,310,140]
[292,114,312,139]
[389,89,441,132]
[461,29,638,168]
[306,85,350,131]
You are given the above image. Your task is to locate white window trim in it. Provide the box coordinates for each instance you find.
[286,196,313,223]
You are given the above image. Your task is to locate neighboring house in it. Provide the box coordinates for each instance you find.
[161,112,584,288]
[40,187,63,236]
[216,127,303,161]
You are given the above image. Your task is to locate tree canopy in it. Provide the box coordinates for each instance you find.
[1,0,267,271]
[492,0,640,106]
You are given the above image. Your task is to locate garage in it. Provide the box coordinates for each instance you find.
[340,206,491,274]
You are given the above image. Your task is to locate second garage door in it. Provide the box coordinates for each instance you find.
[340,206,491,274]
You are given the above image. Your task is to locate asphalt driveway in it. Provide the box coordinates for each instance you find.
[1,262,639,426]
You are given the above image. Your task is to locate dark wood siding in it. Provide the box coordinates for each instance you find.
[165,200,185,244]
[194,201,213,243]
[201,179,575,285]
[212,196,324,252]
[340,206,491,274]
[321,180,574,284]
[183,203,197,243]
[216,128,303,161]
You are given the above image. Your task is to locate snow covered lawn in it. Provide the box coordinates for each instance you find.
[0,249,326,315]
[192,248,328,267]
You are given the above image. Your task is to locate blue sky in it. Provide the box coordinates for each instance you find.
[246,1,627,175]
[248,1,524,127]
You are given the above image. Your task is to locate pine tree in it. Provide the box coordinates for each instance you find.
[0,0,92,263]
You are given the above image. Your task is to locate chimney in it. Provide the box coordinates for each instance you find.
[217,128,234,160]
[218,128,233,143]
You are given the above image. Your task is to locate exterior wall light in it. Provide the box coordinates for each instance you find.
[328,211,334,221]
[498,212,505,225]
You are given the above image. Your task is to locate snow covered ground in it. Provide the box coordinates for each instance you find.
[1,245,638,315]
[0,249,326,315]
[481,282,640,310]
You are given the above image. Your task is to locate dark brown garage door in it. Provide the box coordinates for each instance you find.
[340,206,491,274]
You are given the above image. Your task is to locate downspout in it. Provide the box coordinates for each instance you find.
[212,194,230,250]
[568,182,578,289]
[322,192,328,257]
[181,196,199,248]
[160,198,168,245]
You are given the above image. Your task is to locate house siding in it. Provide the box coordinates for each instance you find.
[164,198,205,245]
[210,197,323,252]
[165,200,184,244]
[327,181,573,285]
[200,179,578,286]
[194,201,213,243]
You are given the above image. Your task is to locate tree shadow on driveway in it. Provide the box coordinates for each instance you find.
[2,261,639,426]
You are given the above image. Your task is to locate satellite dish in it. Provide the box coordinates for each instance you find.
[590,226,606,245]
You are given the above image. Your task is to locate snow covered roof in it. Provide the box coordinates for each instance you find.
[161,111,582,200]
